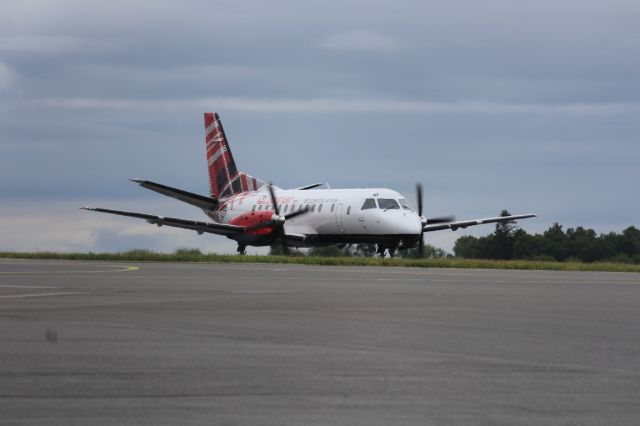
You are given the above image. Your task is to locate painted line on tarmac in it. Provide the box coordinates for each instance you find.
[0,265,140,275]
[0,284,60,289]
[0,291,82,299]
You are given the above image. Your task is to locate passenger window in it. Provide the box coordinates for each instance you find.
[284,204,289,213]
[258,205,263,210]
[331,204,335,212]
[361,198,377,210]
[318,204,323,213]
[252,205,256,211]
[311,204,316,212]
[347,206,351,215]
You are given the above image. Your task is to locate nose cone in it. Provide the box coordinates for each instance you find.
[393,213,423,235]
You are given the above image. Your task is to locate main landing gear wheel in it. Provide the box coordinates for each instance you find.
[237,244,247,255]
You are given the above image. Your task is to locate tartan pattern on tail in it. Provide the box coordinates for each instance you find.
[204,112,264,198]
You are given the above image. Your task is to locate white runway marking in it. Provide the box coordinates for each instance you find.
[0,291,82,299]
[0,265,139,274]
[0,285,59,289]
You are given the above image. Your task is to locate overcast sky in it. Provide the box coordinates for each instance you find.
[1,0,639,254]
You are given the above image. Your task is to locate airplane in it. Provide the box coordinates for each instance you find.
[83,112,536,257]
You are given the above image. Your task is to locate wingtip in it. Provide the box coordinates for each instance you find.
[80,206,94,211]
[129,178,144,184]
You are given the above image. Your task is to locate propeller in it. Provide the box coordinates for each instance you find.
[245,182,310,255]
[416,183,425,258]
[416,183,455,257]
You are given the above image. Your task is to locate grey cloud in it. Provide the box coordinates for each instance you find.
[0,61,16,91]
[0,35,107,54]
[28,97,640,115]
[317,30,401,51]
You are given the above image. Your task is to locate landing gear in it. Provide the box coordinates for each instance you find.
[376,244,397,258]
[376,244,398,258]
[237,244,247,255]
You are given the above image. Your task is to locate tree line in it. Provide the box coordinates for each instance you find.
[453,210,640,264]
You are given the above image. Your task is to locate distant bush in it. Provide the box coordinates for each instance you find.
[454,211,640,264]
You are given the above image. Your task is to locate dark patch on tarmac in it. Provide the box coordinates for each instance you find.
[1,260,639,425]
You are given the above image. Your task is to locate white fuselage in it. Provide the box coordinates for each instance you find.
[210,187,424,247]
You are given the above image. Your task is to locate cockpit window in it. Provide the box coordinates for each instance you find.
[399,199,412,210]
[377,198,400,210]
[361,198,377,210]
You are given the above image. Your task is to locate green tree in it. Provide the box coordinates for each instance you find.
[542,223,568,261]
[489,209,517,259]
[454,221,640,263]
[512,229,545,259]
[621,226,640,257]
[453,235,482,258]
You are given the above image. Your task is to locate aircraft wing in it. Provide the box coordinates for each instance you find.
[282,232,307,247]
[81,207,244,236]
[295,183,323,190]
[130,179,218,211]
[423,213,536,232]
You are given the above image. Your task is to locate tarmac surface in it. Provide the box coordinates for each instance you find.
[1,259,639,425]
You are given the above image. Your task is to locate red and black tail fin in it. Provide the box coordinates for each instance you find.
[204,112,265,198]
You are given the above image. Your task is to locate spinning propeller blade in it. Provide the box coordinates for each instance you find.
[416,183,454,257]
[245,182,311,255]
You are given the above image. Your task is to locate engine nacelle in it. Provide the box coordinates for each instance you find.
[229,211,276,235]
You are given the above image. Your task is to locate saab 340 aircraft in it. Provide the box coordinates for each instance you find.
[83,113,536,256]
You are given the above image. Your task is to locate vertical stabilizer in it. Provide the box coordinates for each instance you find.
[204,112,264,198]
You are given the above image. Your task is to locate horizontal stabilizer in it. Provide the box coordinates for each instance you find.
[81,207,244,236]
[130,179,218,211]
[423,213,536,232]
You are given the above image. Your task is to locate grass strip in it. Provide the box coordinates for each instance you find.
[1,251,639,273]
